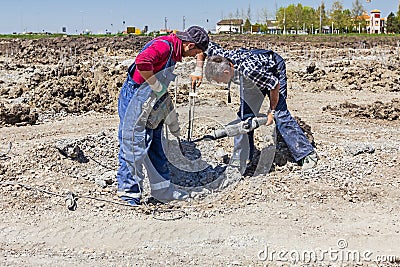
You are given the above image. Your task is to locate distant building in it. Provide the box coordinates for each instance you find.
[368,9,386,34]
[265,20,280,34]
[251,25,261,34]
[216,19,243,34]
[358,10,386,34]
[159,29,173,35]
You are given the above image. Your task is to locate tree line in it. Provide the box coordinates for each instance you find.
[239,0,400,34]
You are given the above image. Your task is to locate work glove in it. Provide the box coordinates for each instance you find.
[150,79,168,99]
[190,66,203,87]
[165,109,181,137]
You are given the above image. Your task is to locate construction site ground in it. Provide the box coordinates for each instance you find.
[0,35,400,266]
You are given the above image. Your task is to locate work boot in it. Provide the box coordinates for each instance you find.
[300,151,319,170]
[117,187,142,206]
[119,195,141,206]
[172,189,189,201]
[154,188,189,203]
[229,158,247,174]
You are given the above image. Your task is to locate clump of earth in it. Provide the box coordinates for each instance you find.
[323,98,400,120]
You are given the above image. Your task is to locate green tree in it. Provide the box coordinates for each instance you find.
[302,6,318,33]
[351,0,364,17]
[330,1,348,33]
[278,4,302,33]
[386,12,397,33]
[243,18,252,32]
[254,23,267,33]
[315,2,328,33]
[342,9,353,33]
[397,3,400,33]
[397,2,400,18]
[276,7,285,32]
[276,4,318,34]
[351,0,366,32]
[294,3,304,33]
[276,6,294,33]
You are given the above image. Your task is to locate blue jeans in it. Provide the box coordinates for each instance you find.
[233,53,314,164]
[117,75,176,202]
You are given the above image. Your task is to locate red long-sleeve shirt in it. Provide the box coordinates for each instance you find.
[132,33,183,84]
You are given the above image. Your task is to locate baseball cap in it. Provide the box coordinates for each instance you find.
[176,25,209,51]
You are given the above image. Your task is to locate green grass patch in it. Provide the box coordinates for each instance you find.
[0,33,66,39]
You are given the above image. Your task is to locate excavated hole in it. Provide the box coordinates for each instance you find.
[164,117,241,200]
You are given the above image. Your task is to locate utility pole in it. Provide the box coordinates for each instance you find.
[319,0,323,34]
[283,7,286,34]
[164,17,168,31]
[183,16,186,31]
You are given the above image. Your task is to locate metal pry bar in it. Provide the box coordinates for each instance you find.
[187,82,197,141]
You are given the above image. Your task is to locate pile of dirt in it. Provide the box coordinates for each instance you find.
[0,101,38,126]
[323,98,400,120]
[0,128,118,186]
[0,36,152,123]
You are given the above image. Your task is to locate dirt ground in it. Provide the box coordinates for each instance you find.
[1,35,400,266]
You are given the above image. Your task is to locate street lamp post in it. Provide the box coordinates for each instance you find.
[319,0,323,34]
[283,7,286,34]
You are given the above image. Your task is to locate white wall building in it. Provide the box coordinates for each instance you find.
[216,19,243,34]
[367,9,386,34]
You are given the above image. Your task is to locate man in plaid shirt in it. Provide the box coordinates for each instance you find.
[191,42,318,171]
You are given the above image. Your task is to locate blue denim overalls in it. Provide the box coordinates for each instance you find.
[231,50,315,169]
[117,39,179,202]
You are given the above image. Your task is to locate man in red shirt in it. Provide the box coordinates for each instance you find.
[117,26,209,205]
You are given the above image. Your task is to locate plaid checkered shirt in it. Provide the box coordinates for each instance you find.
[206,42,280,91]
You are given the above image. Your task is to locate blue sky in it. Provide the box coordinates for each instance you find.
[0,0,397,34]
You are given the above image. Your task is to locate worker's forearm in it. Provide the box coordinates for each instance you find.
[196,53,206,68]
[138,70,157,84]
[269,83,280,110]
[190,53,207,87]
[138,69,166,93]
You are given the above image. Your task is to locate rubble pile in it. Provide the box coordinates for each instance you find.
[1,35,400,126]
[0,129,119,186]
[0,36,152,125]
[0,101,38,126]
[323,98,400,120]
